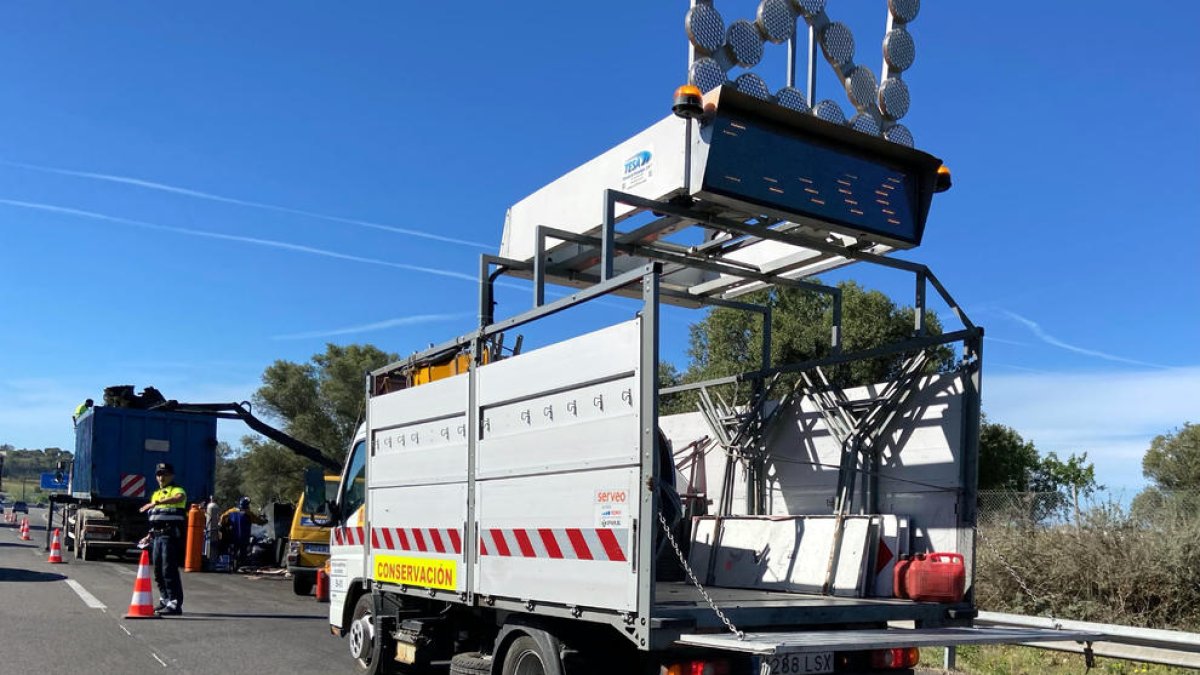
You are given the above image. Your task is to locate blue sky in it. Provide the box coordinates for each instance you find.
[0,2,1196,493]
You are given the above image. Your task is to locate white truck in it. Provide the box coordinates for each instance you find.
[310,85,1095,674]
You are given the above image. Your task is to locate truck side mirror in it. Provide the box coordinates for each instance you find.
[304,467,338,526]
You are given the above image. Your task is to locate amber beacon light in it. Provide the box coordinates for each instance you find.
[672,84,704,119]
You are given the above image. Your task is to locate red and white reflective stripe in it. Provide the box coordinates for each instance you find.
[370,528,463,554]
[479,528,628,562]
[333,526,366,546]
[120,474,146,498]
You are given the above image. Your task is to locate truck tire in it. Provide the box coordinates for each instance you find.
[349,594,398,674]
[293,572,314,596]
[82,543,101,561]
[449,652,492,675]
[501,636,561,675]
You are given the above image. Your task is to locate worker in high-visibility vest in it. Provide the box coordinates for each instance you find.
[72,398,93,424]
[140,462,187,615]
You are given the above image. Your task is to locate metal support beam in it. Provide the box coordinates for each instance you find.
[636,264,661,649]
[958,331,983,601]
[915,271,927,336]
[831,287,843,354]
[807,24,817,106]
[533,226,554,308]
[601,190,617,281]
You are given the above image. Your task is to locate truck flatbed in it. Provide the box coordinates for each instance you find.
[654,582,954,635]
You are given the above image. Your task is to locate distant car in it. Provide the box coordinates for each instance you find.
[12,501,29,514]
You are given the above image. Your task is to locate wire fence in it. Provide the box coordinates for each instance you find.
[974,489,1200,632]
[977,489,1200,528]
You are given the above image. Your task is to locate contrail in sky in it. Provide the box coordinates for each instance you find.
[1002,310,1168,369]
[0,158,491,249]
[0,198,479,283]
[274,314,468,340]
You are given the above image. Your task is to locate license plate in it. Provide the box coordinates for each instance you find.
[759,652,834,675]
[305,544,329,554]
[394,641,417,664]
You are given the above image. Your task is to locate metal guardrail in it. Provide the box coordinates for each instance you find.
[961,611,1200,670]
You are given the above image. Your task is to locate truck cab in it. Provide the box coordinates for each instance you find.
[287,475,340,595]
[289,427,364,596]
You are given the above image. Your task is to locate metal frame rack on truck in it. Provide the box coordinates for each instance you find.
[313,83,1099,675]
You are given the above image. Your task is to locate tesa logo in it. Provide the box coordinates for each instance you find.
[624,151,652,175]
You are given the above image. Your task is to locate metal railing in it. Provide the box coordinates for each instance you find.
[941,611,1200,670]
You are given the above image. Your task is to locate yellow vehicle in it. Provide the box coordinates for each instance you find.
[287,474,339,595]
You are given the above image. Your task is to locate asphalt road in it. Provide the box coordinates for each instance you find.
[0,512,354,675]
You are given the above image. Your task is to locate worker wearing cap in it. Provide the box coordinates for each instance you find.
[140,462,187,615]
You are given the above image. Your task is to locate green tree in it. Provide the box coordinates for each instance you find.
[1132,423,1200,524]
[977,418,1098,522]
[253,343,397,466]
[212,441,244,508]
[1035,451,1099,524]
[1141,423,1200,490]
[236,343,397,506]
[978,417,1041,491]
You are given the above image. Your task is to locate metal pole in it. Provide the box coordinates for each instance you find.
[787,32,798,89]
[944,646,957,670]
[636,264,661,649]
[601,190,616,282]
[806,24,818,106]
[915,271,927,336]
[831,288,843,354]
[533,227,547,308]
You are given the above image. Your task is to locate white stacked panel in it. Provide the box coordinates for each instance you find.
[689,516,875,596]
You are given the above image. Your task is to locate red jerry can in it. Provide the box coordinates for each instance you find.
[906,552,965,603]
[893,554,915,599]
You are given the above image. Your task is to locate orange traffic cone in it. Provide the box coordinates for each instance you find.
[19,517,31,541]
[46,528,65,564]
[124,550,160,619]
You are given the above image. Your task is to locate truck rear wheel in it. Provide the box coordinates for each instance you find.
[449,652,492,675]
[502,636,561,675]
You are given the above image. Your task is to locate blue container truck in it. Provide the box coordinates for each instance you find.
[64,406,218,560]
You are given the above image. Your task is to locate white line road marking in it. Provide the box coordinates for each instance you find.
[65,579,107,609]
[120,624,132,636]
[152,653,168,668]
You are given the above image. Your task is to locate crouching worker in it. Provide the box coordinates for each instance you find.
[220,496,265,572]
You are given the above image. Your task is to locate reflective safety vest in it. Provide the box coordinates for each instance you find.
[148,485,188,524]
[74,403,90,418]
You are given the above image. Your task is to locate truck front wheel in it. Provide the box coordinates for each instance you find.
[292,572,314,596]
[349,594,398,674]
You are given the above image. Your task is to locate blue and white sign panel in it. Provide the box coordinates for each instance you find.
[40,472,68,491]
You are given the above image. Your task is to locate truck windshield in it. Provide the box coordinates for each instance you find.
[301,478,340,516]
[341,440,367,519]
